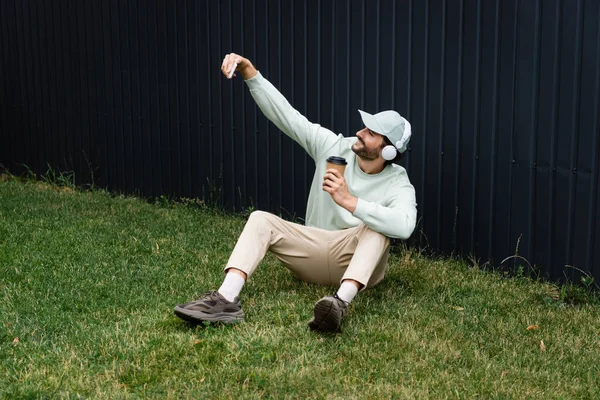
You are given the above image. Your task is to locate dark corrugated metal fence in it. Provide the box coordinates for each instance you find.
[1,0,599,283]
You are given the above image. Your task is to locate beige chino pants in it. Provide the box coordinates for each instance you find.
[225,211,391,289]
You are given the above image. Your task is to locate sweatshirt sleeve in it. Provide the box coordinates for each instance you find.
[352,180,417,239]
[244,72,338,160]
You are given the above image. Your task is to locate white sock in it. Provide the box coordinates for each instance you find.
[218,272,246,302]
[336,281,359,304]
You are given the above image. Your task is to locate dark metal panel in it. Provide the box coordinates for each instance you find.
[185,0,200,199]
[554,0,584,280]
[17,0,36,174]
[156,0,171,194]
[12,0,28,173]
[118,0,134,193]
[0,0,13,170]
[144,0,161,196]
[510,0,541,272]
[456,0,480,254]
[136,0,152,197]
[76,0,91,185]
[534,0,561,272]
[177,0,191,198]
[574,0,600,277]
[425,0,445,250]
[66,0,82,184]
[166,0,181,197]
[409,0,430,246]
[440,0,464,255]
[100,0,116,190]
[58,0,72,173]
[586,0,600,277]
[1,0,600,283]
[26,0,45,176]
[128,0,146,195]
[0,1,6,167]
[91,0,108,189]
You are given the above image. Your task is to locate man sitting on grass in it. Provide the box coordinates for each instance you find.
[174,53,417,333]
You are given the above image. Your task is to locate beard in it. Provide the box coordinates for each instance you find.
[351,139,380,161]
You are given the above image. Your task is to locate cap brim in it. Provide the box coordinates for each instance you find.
[358,109,384,135]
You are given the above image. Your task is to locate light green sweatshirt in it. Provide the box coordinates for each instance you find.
[245,72,417,240]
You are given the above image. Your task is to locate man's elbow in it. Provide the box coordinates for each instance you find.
[392,216,416,240]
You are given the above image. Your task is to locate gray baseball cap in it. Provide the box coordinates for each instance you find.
[358,109,412,153]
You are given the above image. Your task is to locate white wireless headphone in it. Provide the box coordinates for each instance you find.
[381,139,407,161]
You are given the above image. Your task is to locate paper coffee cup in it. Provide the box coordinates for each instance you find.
[326,156,347,175]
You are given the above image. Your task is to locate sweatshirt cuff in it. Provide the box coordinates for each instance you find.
[244,71,264,88]
[352,198,369,220]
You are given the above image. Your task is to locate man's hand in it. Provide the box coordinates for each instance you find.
[322,169,358,214]
[221,53,258,80]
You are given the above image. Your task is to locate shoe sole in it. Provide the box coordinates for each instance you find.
[308,298,342,333]
[173,306,245,324]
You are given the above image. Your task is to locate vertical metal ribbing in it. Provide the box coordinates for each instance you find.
[586,2,600,271]
[22,1,36,172]
[1,3,13,166]
[346,2,350,134]
[547,0,562,270]
[420,0,429,240]
[566,0,585,266]
[26,1,42,174]
[137,0,147,195]
[436,0,447,248]
[184,1,191,196]
[229,0,236,207]
[252,0,258,207]
[331,0,335,128]
[116,0,126,191]
[0,3,8,165]
[145,1,155,196]
[361,0,365,108]
[507,0,519,259]
[206,1,213,185]
[61,0,69,172]
[264,0,270,210]
[13,0,29,171]
[227,0,237,210]
[453,0,464,252]
[527,0,542,267]
[488,0,502,260]
[406,0,412,168]
[277,0,282,210]
[125,0,135,192]
[97,0,109,189]
[240,0,247,206]
[157,0,173,194]
[105,0,117,189]
[67,0,78,178]
[391,0,396,110]
[469,0,482,251]
[290,0,295,214]
[303,1,308,198]
[376,0,380,110]
[317,1,321,122]
[217,3,225,202]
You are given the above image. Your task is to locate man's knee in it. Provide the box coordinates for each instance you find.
[247,210,277,226]
[248,210,270,222]
[357,224,390,247]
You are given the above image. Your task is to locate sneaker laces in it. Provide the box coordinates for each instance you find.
[333,293,349,307]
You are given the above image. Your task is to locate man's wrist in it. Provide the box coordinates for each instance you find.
[240,63,258,80]
[342,195,358,214]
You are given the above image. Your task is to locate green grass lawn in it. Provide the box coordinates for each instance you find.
[1,178,599,399]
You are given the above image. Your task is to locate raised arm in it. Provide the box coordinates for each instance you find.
[220,53,339,160]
